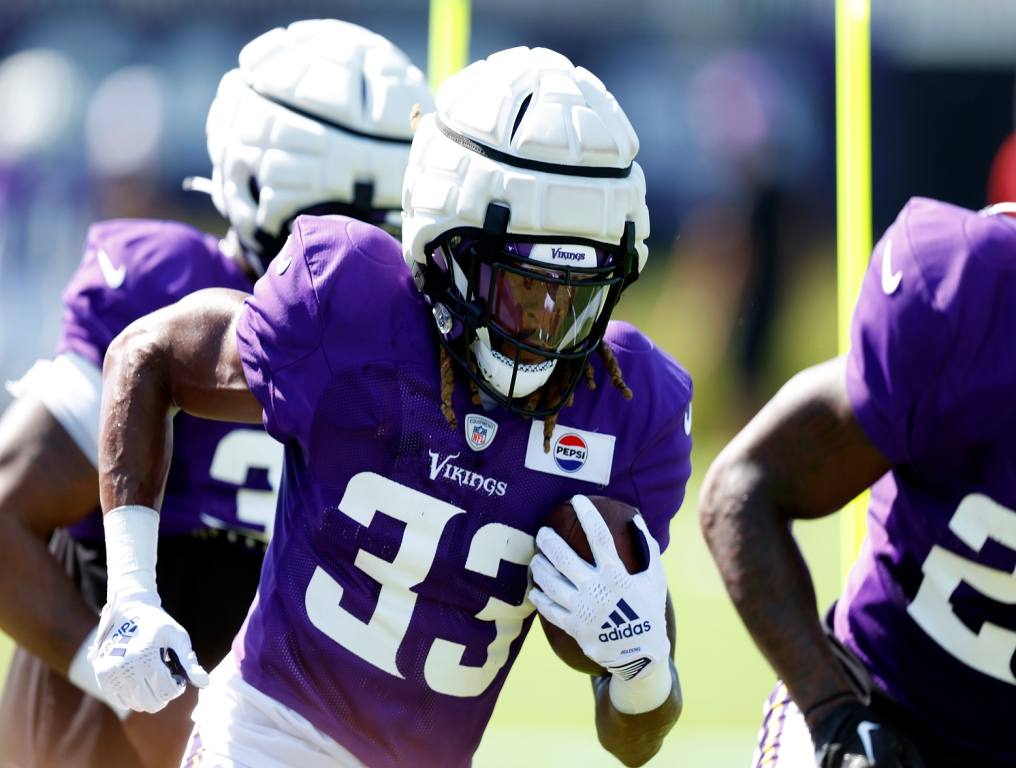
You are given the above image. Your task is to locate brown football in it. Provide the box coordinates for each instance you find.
[537,496,649,676]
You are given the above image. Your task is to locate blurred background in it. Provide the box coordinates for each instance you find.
[1,0,1015,765]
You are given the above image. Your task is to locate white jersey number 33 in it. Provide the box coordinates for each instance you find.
[305,472,535,698]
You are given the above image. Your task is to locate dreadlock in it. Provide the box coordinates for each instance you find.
[438,345,458,431]
[437,344,632,452]
[467,361,482,405]
[539,345,630,451]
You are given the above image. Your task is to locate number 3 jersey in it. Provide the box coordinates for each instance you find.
[840,197,1016,762]
[54,219,280,540]
[234,215,693,768]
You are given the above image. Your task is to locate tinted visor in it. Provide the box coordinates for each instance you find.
[485,264,607,352]
[465,240,619,354]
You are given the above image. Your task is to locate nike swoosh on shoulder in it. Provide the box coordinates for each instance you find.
[881,238,902,295]
[275,255,293,275]
[97,248,126,289]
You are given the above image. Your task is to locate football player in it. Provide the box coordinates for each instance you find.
[89,47,692,768]
[0,20,431,768]
[699,197,1016,767]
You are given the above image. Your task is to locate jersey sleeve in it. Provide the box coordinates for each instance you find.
[601,325,693,553]
[235,223,330,451]
[57,220,221,367]
[846,198,956,465]
[627,406,692,553]
[235,215,409,453]
[4,353,103,466]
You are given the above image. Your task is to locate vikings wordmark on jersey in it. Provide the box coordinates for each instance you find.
[233,215,693,768]
[60,219,281,539]
[840,197,1016,763]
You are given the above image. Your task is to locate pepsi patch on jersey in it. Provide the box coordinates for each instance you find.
[525,421,615,484]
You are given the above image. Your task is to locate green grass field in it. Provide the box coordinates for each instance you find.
[0,245,843,767]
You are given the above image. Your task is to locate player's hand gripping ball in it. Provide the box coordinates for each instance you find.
[530,495,672,682]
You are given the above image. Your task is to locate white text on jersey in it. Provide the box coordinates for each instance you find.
[428,451,508,496]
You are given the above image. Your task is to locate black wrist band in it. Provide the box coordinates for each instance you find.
[802,690,858,720]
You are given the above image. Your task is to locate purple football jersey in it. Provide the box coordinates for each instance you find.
[838,197,1016,762]
[57,220,281,539]
[234,215,693,768]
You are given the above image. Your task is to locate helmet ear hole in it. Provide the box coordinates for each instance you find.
[248,177,261,204]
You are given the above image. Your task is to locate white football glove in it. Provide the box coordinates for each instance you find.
[529,495,674,714]
[89,506,208,713]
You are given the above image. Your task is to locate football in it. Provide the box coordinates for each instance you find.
[537,496,649,676]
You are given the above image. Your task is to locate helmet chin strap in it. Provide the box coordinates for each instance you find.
[181,175,215,195]
[981,201,1016,217]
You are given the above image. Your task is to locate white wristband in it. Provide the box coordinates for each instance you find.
[104,505,159,596]
[608,662,674,715]
[69,625,129,719]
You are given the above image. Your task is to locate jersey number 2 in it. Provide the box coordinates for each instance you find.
[304,472,535,698]
[908,493,1016,684]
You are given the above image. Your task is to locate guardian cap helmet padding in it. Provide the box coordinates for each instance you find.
[402,47,649,415]
[201,19,434,270]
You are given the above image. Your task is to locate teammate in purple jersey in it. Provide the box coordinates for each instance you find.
[0,19,431,768]
[700,197,1016,768]
[89,47,692,767]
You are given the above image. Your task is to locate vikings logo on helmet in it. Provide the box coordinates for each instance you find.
[553,433,588,473]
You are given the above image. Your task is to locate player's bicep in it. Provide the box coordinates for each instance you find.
[108,288,262,425]
[0,396,98,535]
[716,356,891,520]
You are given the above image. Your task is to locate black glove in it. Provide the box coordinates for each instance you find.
[811,701,926,768]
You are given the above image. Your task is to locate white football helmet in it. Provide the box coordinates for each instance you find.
[402,47,649,414]
[195,19,433,270]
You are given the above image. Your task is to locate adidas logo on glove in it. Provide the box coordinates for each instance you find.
[108,619,139,658]
[598,598,652,643]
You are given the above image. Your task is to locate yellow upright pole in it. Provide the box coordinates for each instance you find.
[836,0,873,576]
[428,0,472,91]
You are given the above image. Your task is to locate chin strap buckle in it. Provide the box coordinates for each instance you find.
[483,203,511,236]
[620,220,639,290]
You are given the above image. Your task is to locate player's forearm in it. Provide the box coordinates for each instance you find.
[0,513,96,672]
[699,458,855,723]
[0,398,106,673]
[593,661,682,767]
[99,323,175,512]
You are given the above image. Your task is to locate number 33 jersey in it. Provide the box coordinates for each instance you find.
[841,197,1016,763]
[56,219,281,540]
[234,215,693,768]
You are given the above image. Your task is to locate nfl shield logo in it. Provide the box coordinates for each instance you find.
[465,414,498,452]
